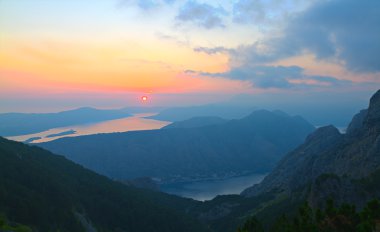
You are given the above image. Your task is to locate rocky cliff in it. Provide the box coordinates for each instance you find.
[242,89,380,208]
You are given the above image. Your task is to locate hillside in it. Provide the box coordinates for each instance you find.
[0,107,131,136]
[147,104,256,122]
[242,89,380,208]
[39,110,315,182]
[184,89,380,231]
[162,116,228,129]
[0,137,208,232]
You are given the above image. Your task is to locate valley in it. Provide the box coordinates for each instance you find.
[38,110,314,183]
[1,1,378,230]
[160,172,266,201]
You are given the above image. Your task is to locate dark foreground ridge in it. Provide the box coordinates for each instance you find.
[0,137,209,232]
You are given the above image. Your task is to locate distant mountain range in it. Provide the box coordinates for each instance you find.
[0,137,209,232]
[162,116,228,129]
[147,104,257,122]
[39,110,315,182]
[0,104,257,139]
[0,107,132,137]
[2,90,380,231]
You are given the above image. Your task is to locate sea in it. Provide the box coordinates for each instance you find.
[7,113,170,143]
[160,173,266,201]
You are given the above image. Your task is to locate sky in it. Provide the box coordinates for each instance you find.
[0,0,379,116]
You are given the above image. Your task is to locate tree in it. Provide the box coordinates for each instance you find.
[237,216,264,232]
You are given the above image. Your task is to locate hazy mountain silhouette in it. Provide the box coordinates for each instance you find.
[147,104,257,122]
[162,116,228,129]
[0,107,132,137]
[39,110,314,182]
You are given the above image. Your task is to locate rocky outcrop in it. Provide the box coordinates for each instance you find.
[345,109,367,137]
[307,174,372,210]
[365,89,380,132]
[241,125,343,196]
[242,89,380,208]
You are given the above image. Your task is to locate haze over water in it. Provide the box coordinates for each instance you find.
[7,113,171,143]
[161,173,266,201]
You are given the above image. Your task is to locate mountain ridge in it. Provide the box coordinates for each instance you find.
[182,89,380,232]
[147,104,257,122]
[0,136,208,232]
[162,116,228,129]
[241,89,380,209]
[39,110,315,182]
[0,107,132,137]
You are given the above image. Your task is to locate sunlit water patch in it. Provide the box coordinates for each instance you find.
[160,173,266,201]
[7,113,171,143]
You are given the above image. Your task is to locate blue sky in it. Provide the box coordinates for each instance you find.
[0,0,379,122]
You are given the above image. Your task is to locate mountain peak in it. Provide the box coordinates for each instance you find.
[346,109,367,136]
[305,125,341,144]
[248,109,272,116]
[241,89,380,201]
[272,110,290,117]
[369,89,380,106]
[365,89,380,130]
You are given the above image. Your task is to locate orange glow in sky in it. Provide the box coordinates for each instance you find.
[0,0,378,113]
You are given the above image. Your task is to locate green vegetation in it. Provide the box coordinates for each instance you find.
[0,137,208,232]
[237,217,264,232]
[0,215,32,232]
[357,168,380,192]
[188,193,276,232]
[238,199,380,232]
[315,173,341,186]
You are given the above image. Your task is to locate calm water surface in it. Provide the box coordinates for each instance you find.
[8,113,170,143]
[9,114,266,201]
[160,173,266,201]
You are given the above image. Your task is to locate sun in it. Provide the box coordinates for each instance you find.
[141,96,148,102]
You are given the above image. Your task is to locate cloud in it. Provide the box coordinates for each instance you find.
[233,0,266,24]
[231,0,380,73]
[118,0,175,10]
[175,1,227,29]
[232,0,312,25]
[155,32,190,46]
[188,65,352,89]
[193,46,230,55]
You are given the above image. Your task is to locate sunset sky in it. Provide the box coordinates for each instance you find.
[0,0,379,113]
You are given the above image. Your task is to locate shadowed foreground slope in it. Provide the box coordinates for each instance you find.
[0,137,208,232]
